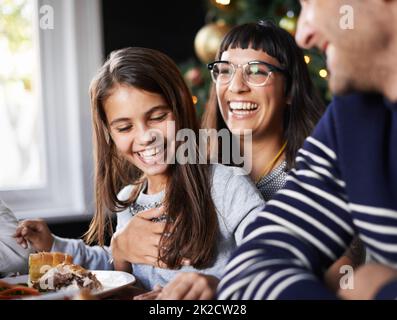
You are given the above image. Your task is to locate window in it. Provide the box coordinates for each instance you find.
[0,0,103,221]
[0,0,44,190]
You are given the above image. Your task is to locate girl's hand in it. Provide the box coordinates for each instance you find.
[13,219,54,252]
[111,206,166,267]
[156,273,219,300]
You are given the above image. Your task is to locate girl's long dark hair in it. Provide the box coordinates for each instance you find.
[86,47,218,269]
[202,20,325,170]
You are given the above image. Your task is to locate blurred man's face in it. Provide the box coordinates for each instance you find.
[295,0,391,95]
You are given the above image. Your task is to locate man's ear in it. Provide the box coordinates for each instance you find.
[381,0,397,6]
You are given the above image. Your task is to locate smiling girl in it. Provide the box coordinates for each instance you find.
[84,47,265,298]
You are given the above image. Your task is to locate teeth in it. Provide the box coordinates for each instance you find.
[229,102,258,111]
[231,110,254,115]
[139,147,160,158]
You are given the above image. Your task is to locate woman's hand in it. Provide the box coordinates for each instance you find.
[111,206,166,267]
[133,285,163,300]
[338,263,397,300]
[13,219,54,252]
[324,255,354,292]
[157,273,219,300]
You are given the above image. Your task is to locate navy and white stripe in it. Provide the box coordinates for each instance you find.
[218,93,397,299]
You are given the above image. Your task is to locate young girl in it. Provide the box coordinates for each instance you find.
[15,47,265,299]
[85,47,266,297]
[17,48,264,299]
[202,20,365,291]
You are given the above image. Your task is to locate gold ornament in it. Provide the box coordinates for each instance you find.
[184,67,204,87]
[279,11,297,36]
[194,21,231,64]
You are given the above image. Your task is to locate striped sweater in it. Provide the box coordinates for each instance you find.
[217,93,397,300]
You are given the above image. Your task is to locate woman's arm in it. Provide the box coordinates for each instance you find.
[111,207,166,267]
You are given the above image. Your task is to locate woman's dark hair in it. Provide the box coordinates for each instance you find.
[86,47,218,269]
[202,20,325,170]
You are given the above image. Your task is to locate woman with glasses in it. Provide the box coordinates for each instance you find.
[202,20,365,293]
[203,20,324,200]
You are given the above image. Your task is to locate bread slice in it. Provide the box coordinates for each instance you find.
[28,252,73,286]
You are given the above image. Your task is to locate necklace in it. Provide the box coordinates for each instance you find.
[255,141,287,184]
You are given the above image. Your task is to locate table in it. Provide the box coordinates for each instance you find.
[102,284,147,300]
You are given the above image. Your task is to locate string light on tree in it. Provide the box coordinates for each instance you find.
[304,55,311,64]
[319,69,328,78]
[215,0,230,5]
[211,0,232,10]
[279,10,297,36]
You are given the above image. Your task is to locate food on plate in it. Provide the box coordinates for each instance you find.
[29,252,73,285]
[0,280,40,300]
[33,263,103,292]
[1,252,104,298]
[29,252,102,292]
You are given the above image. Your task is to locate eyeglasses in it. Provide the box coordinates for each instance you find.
[207,60,287,87]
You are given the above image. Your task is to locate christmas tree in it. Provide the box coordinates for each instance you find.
[181,0,330,117]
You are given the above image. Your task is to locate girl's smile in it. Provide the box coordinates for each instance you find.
[134,144,166,166]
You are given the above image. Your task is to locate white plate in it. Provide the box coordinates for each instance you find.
[1,270,136,300]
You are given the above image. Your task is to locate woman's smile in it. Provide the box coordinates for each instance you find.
[228,101,260,119]
[217,48,287,138]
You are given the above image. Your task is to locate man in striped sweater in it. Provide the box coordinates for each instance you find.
[218,0,397,300]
